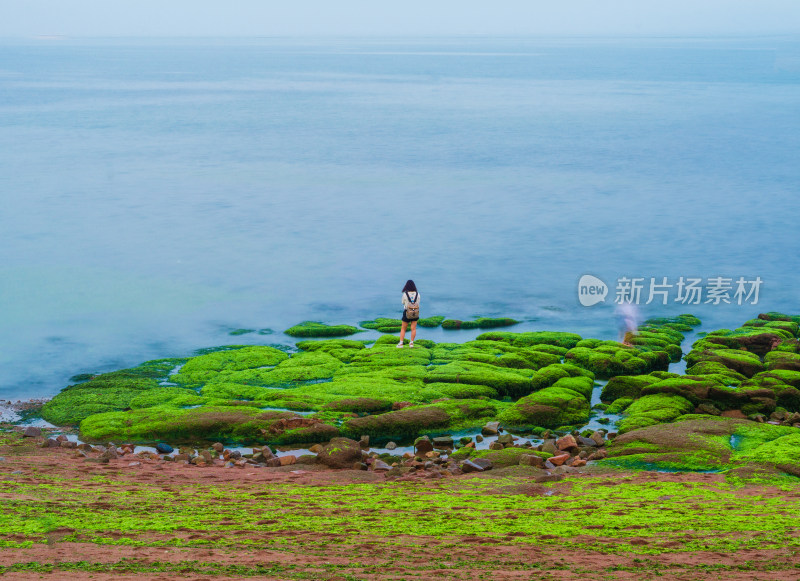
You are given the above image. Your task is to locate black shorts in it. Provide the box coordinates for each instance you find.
[401,311,418,323]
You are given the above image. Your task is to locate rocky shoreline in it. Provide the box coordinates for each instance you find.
[13,422,613,482]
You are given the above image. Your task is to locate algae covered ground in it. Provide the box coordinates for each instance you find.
[7,311,800,579]
[1,431,800,581]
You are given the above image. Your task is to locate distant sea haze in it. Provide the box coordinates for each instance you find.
[0,36,798,400]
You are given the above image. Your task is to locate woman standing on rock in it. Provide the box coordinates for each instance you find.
[398,280,420,348]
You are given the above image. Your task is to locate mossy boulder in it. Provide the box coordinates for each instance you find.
[321,398,393,414]
[295,339,369,363]
[477,331,582,349]
[757,312,800,325]
[41,373,162,426]
[341,399,497,441]
[764,351,800,372]
[600,375,661,402]
[643,314,702,328]
[442,317,519,330]
[129,387,206,409]
[605,417,800,476]
[684,361,747,385]
[316,437,363,469]
[606,397,634,414]
[450,446,552,467]
[639,377,730,406]
[417,316,445,328]
[284,321,361,338]
[79,406,304,442]
[565,343,669,379]
[421,382,499,399]
[499,384,591,429]
[700,327,791,357]
[616,394,694,433]
[684,346,765,378]
[348,344,432,368]
[359,318,404,333]
[742,318,800,336]
[423,361,535,398]
[171,346,289,386]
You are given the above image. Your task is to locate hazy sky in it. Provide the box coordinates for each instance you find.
[1,0,799,37]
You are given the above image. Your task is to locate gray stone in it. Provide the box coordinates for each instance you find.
[99,449,118,462]
[541,439,558,455]
[577,436,597,448]
[590,431,606,447]
[519,454,545,468]
[460,459,485,473]
[481,421,500,436]
[372,460,392,471]
[432,436,454,448]
[385,441,398,450]
[22,426,42,438]
[472,458,493,470]
[211,442,224,453]
[496,433,514,445]
[488,441,504,450]
[475,435,484,443]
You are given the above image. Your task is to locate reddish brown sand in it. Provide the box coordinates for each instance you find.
[1,441,798,580]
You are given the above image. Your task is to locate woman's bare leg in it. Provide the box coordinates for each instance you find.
[399,321,408,342]
[410,321,417,342]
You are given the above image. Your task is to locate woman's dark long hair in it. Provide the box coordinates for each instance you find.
[402,279,417,293]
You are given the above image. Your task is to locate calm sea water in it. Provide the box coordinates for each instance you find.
[1,36,799,400]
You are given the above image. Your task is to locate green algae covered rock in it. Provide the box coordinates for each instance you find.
[295,339,370,363]
[606,397,634,414]
[40,357,189,426]
[605,417,800,476]
[639,377,731,406]
[42,376,159,426]
[477,331,582,349]
[565,343,669,379]
[359,318,404,333]
[756,312,800,325]
[600,375,661,402]
[441,317,519,330]
[226,351,344,386]
[498,379,591,429]
[450,446,552,467]
[284,321,361,338]
[423,361,535,398]
[417,316,445,328]
[684,361,747,385]
[700,327,792,356]
[129,387,205,409]
[643,314,702,328]
[420,382,498,400]
[80,406,302,442]
[341,399,498,441]
[684,345,765,378]
[429,340,560,370]
[616,394,694,433]
[171,346,289,386]
[764,350,800,372]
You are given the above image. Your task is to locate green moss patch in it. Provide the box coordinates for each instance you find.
[284,321,361,338]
